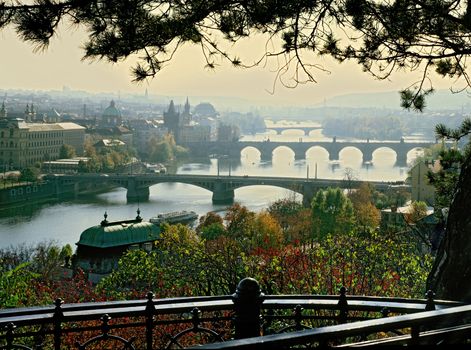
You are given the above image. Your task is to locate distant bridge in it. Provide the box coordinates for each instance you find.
[183,139,436,166]
[45,173,407,206]
[265,125,323,135]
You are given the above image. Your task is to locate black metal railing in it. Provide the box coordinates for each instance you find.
[0,278,469,349]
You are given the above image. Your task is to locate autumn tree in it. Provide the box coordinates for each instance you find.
[268,198,311,243]
[349,182,381,232]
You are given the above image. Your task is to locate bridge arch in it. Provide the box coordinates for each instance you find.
[272,145,296,162]
[241,146,262,160]
[148,182,214,201]
[234,184,304,204]
[406,147,425,164]
[306,146,329,160]
[372,147,397,166]
[279,128,306,136]
[339,146,363,165]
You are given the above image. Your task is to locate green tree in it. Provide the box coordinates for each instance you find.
[59,144,76,159]
[196,211,226,240]
[0,263,39,308]
[19,167,40,182]
[311,188,355,241]
[427,146,464,209]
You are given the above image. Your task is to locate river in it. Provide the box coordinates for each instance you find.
[0,127,429,249]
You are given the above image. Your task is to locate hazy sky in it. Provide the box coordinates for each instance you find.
[0,26,456,107]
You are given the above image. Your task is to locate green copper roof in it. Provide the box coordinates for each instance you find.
[77,220,160,248]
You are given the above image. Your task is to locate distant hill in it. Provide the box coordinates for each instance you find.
[325,89,471,111]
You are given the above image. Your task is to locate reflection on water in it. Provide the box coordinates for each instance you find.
[0,130,424,249]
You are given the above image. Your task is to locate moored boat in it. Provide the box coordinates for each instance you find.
[149,210,198,225]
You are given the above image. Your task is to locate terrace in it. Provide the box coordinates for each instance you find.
[1,278,469,349]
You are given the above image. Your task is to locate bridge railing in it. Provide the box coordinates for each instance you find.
[0,278,468,349]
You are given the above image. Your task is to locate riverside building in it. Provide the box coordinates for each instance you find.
[0,117,85,170]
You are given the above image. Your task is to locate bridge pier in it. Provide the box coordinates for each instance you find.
[328,151,340,161]
[363,150,373,164]
[294,149,305,160]
[260,151,272,162]
[302,183,317,207]
[396,154,408,167]
[126,178,150,201]
[212,182,235,204]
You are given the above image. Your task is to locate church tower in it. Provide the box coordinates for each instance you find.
[30,103,37,121]
[181,97,191,125]
[163,100,181,141]
[0,102,6,119]
[24,104,32,122]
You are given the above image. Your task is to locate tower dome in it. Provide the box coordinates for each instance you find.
[102,100,122,126]
[103,100,121,118]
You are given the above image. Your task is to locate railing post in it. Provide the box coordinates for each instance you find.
[5,323,15,349]
[337,286,348,324]
[145,292,155,350]
[294,305,304,331]
[232,278,264,339]
[425,290,436,311]
[53,298,63,350]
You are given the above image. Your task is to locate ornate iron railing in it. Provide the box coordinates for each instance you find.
[0,278,469,349]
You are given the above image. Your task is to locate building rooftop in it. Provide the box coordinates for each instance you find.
[77,212,160,248]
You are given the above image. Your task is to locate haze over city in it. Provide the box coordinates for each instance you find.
[2,26,465,109]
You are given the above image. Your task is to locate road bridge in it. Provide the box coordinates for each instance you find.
[183,139,436,166]
[44,173,407,206]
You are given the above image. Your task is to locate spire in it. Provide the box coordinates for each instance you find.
[0,102,6,119]
[25,104,30,114]
[167,100,176,114]
[184,97,190,114]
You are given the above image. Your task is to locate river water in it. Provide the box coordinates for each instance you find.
[0,127,429,249]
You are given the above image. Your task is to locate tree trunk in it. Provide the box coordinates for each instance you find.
[427,153,471,302]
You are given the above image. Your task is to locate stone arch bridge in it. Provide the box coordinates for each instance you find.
[45,173,404,206]
[184,139,435,166]
[265,125,322,135]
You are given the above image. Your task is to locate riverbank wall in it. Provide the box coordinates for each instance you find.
[0,181,115,208]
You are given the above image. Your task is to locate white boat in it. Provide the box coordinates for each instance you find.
[149,210,198,225]
[145,163,167,174]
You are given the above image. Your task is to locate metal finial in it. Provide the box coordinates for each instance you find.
[136,208,142,220]
[101,211,109,226]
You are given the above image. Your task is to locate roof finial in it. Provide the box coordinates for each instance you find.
[101,211,109,226]
[136,208,142,221]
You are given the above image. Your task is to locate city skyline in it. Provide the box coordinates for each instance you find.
[0,26,459,108]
